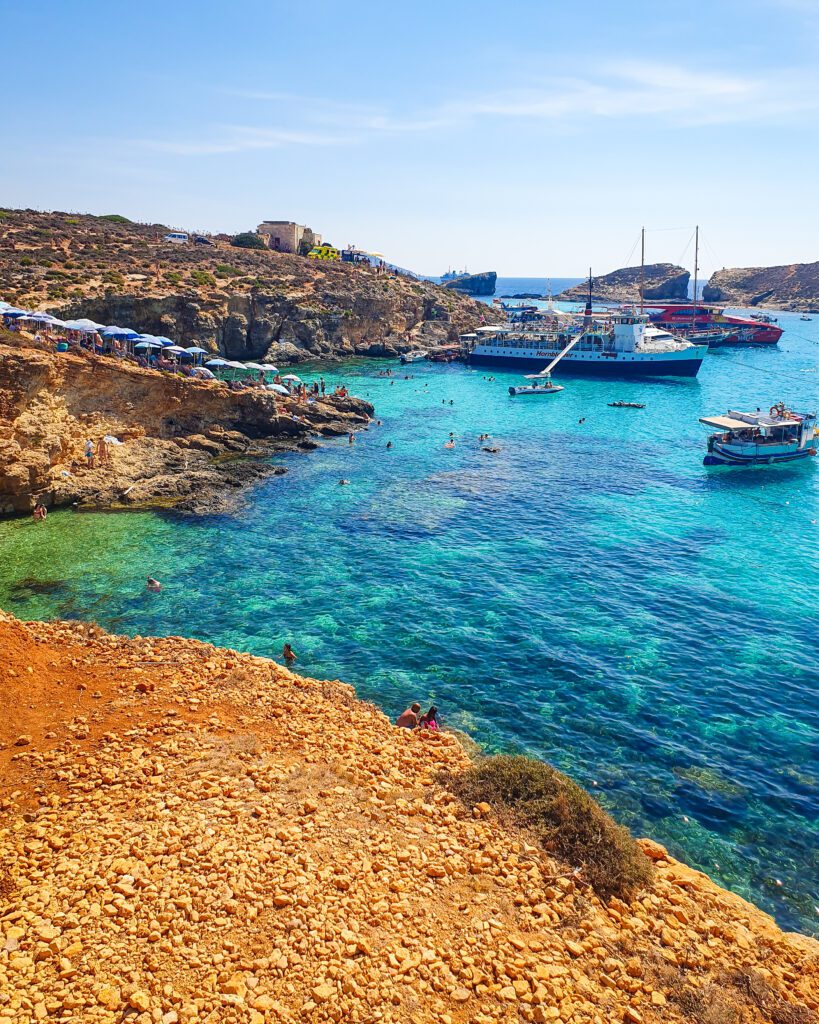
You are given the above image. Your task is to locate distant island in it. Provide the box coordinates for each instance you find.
[442,270,497,296]
[557,264,689,304]
[704,262,819,311]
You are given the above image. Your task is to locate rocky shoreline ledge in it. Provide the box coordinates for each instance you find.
[1,610,816,1024]
[0,332,373,517]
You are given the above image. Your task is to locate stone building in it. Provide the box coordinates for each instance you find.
[256,221,321,254]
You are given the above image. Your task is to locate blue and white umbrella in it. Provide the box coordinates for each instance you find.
[165,345,189,355]
[134,340,163,350]
[266,383,290,395]
[205,358,230,367]
[2,308,29,318]
[101,325,140,339]
[185,346,209,355]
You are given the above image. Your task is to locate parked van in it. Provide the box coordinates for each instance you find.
[306,244,340,261]
[164,232,189,244]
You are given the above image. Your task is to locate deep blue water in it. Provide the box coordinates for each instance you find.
[1,306,817,933]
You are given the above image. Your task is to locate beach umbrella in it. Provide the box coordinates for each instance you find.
[189,366,216,379]
[134,340,163,350]
[185,346,209,354]
[204,358,230,367]
[281,373,302,381]
[49,317,67,328]
[259,363,279,373]
[64,318,105,330]
[244,362,268,371]
[101,325,139,338]
[266,383,290,395]
[165,345,188,354]
[2,308,29,318]
[24,312,55,323]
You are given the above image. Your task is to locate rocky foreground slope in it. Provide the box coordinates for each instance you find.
[558,265,689,304]
[1,610,816,1024]
[703,263,819,311]
[0,209,495,363]
[0,332,372,516]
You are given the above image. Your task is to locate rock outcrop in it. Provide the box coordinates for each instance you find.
[1,609,817,1024]
[558,265,690,304]
[442,270,497,296]
[703,262,819,310]
[0,332,372,516]
[0,209,497,362]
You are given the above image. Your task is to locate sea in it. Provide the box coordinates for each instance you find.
[1,278,817,934]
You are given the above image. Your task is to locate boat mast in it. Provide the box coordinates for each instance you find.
[691,224,699,333]
[639,226,645,315]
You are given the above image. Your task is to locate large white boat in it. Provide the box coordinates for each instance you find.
[464,309,707,378]
[700,404,818,466]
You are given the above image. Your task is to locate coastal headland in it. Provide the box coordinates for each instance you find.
[1,610,817,1023]
[0,331,373,516]
[557,265,689,304]
[703,262,819,311]
[0,210,495,363]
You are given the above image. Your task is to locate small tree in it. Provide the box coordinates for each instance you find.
[231,231,267,250]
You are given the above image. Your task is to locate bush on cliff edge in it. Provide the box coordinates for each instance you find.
[447,755,654,901]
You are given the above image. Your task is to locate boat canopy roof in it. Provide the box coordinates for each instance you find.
[699,414,801,430]
[475,325,509,333]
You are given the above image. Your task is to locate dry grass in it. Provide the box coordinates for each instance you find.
[444,754,655,901]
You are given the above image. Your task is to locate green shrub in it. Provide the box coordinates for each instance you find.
[45,269,68,279]
[165,271,183,286]
[231,231,267,250]
[215,263,241,278]
[191,269,216,287]
[19,256,33,267]
[99,214,131,224]
[66,217,79,224]
[445,755,654,901]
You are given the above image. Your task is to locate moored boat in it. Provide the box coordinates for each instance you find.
[509,380,564,396]
[400,349,428,364]
[650,303,783,345]
[700,404,818,466]
[609,401,645,408]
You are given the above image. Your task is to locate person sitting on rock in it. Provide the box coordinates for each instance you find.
[395,703,421,729]
[418,706,439,731]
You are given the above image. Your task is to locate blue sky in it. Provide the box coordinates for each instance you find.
[2,0,818,276]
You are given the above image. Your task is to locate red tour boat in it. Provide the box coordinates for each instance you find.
[649,304,783,345]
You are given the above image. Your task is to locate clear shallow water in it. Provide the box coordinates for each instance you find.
[1,308,818,933]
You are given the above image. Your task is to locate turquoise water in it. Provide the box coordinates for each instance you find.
[1,308,818,933]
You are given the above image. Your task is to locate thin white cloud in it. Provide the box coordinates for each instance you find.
[131,60,819,156]
[133,125,353,156]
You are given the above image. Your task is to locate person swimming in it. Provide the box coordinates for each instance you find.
[146,577,162,591]
[338,478,350,485]
[444,440,455,449]
[283,643,297,663]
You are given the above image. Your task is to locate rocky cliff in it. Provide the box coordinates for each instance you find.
[703,262,819,310]
[0,209,497,362]
[443,271,497,296]
[558,265,690,304]
[1,610,817,1024]
[0,332,372,516]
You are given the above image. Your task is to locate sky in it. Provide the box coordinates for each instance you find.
[2,0,818,277]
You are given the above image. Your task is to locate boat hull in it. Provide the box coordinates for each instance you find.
[469,353,703,378]
[704,445,817,466]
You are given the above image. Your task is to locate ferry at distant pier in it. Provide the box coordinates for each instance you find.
[464,308,707,378]
[700,404,818,465]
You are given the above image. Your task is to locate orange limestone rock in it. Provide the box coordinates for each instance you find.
[0,609,817,1023]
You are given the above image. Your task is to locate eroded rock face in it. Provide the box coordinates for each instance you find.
[0,334,372,516]
[558,264,690,303]
[703,262,819,310]
[443,271,498,296]
[0,208,499,363]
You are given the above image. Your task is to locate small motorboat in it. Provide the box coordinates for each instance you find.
[700,403,818,466]
[509,381,564,396]
[400,349,428,364]
[608,401,646,409]
[800,314,813,321]
[510,369,564,396]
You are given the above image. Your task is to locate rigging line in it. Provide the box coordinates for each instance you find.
[620,235,641,270]
[675,231,696,271]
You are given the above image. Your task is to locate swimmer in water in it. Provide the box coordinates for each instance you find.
[283,643,297,663]
[146,577,162,592]
[339,479,350,485]
[386,441,393,449]
[444,440,455,449]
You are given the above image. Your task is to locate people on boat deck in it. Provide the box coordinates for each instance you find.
[282,642,297,664]
[396,703,421,729]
